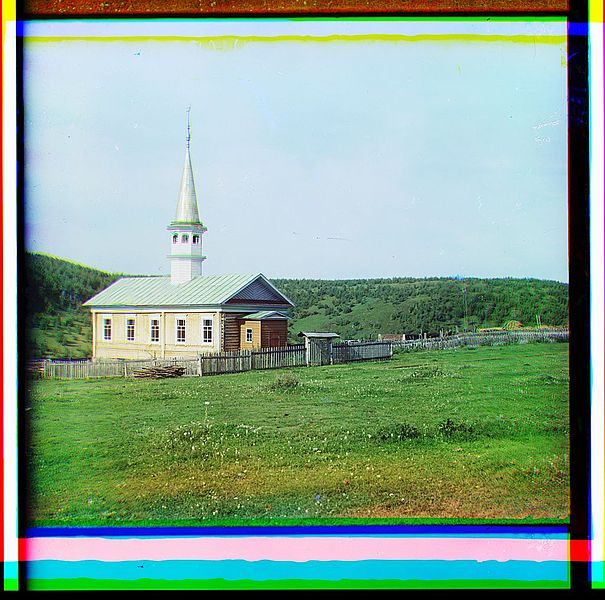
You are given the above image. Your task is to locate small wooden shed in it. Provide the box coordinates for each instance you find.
[298,332,340,366]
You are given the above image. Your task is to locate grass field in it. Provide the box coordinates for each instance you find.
[26,342,569,526]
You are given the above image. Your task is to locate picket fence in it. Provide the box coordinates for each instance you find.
[391,328,569,352]
[332,341,393,364]
[34,341,390,380]
[30,328,567,380]
[198,345,307,375]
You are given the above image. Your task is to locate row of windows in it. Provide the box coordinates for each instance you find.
[102,317,213,344]
[172,234,200,244]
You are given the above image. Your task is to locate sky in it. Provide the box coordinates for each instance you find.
[23,19,569,282]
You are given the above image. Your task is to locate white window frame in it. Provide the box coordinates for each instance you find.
[246,328,253,343]
[181,234,189,244]
[202,318,213,343]
[172,234,178,244]
[192,234,200,245]
[150,318,160,343]
[176,317,186,344]
[126,317,135,342]
[102,317,112,341]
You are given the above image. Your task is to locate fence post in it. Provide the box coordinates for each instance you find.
[198,354,203,377]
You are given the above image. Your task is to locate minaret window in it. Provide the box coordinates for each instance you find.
[192,235,200,245]
[172,234,178,244]
[182,234,189,243]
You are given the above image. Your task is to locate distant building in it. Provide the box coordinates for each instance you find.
[378,334,407,342]
[84,113,293,359]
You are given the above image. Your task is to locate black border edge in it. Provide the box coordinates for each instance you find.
[15,18,28,593]
[567,0,591,595]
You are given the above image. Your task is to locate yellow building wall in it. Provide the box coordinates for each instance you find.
[239,320,262,350]
[92,311,221,359]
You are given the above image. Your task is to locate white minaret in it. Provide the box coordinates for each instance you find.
[168,108,207,284]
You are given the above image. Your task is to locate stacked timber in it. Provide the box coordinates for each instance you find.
[27,360,46,378]
[132,365,185,379]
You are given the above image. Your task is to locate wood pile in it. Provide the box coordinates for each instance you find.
[26,360,46,379]
[132,365,186,379]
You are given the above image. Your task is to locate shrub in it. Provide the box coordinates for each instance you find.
[375,421,421,442]
[538,374,559,384]
[437,418,475,439]
[269,373,300,391]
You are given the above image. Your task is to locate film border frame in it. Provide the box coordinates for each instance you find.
[13,0,591,591]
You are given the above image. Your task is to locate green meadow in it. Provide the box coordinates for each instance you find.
[26,342,569,526]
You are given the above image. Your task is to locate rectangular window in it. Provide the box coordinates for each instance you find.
[192,234,200,244]
[246,328,253,343]
[126,318,135,341]
[176,318,186,343]
[150,319,160,343]
[203,318,213,343]
[103,318,112,341]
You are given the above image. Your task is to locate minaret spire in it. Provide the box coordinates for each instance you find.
[174,108,200,224]
[167,107,207,284]
[186,105,191,149]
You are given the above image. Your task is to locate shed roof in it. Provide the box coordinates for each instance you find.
[83,273,293,308]
[241,311,290,320]
[298,332,341,339]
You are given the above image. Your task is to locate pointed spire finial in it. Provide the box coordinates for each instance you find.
[186,105,191,148]
[173,106,201,224]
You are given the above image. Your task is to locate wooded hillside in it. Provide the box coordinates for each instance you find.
[24,252,568,357]
[273,277,568,342]
[25,253,122,358]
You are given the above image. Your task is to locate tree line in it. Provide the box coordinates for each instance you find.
[24,252,568,357]
[272,276,568,340]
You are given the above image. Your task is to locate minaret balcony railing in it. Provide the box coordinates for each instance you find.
[167,222,208,232]
[168,254,207,261]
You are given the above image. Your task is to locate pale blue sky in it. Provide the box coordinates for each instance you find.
[23,20,568,281]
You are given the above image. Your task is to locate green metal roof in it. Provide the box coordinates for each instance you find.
[83,274,290,308]
[241,311,290,320]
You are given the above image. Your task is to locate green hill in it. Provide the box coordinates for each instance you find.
[273,277,568,343]
[24,252,568,358]
[24,252,123,359]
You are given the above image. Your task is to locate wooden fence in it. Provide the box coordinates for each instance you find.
[391,328,569,352]
[31,328,568,380]
[38,357,201,379]
[198,345,307,375]
[36,345,308,380]
[332,341,392,364]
